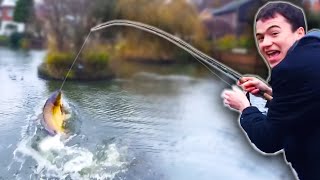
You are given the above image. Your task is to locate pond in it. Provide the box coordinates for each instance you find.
[0,48,294,179]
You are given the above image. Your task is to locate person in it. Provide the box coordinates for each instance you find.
[221,1,320,179]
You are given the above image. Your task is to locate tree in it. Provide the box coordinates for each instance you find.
[115,0,208,61]
[40,0,117,52]
[13,0,34,23]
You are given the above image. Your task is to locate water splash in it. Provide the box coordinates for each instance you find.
[13,134,128,179]
[10,100,130,180]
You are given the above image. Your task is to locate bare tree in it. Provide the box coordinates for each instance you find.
[38,0,116,52]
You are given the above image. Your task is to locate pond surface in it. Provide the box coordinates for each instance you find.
[0,48,295,179]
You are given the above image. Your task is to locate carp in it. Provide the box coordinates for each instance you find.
[42,90,70,136]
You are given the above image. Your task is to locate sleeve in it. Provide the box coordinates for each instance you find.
[239,41,320,154]
[240,106,284,153]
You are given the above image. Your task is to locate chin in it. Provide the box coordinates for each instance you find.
[267,61,277,68]
[270,61,281,68]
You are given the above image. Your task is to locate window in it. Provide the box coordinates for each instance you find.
[8,9,13,18]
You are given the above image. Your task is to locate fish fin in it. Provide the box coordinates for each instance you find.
[60,104,64,114]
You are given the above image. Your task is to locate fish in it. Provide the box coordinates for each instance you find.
[42,90,70,136]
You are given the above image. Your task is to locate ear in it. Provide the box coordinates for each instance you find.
[296,27,305,38]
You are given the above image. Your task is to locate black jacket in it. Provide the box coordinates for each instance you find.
[240,30,320,180]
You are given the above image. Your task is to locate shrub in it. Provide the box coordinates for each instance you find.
[45,51,75,67]
[216,34,255,50]
[83,51,109,68]
[215,35,237,50]
[306,12,320,30]
[0,35,9,46]
[10,32,24,48]
[20,38,30,49]
[238,35,255,49]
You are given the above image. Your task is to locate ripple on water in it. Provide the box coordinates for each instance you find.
[9,103,132,180]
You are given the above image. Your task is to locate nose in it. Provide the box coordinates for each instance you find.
[260,36,273,49]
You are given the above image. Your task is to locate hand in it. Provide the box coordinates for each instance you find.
[222,86,250,112]
[238,76,272,96]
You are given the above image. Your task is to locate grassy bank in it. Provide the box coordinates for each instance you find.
[38,50,115,81]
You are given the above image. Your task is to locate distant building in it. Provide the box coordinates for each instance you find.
[0,0,25,36]
[200,0,260,40]
[303,0,320,12]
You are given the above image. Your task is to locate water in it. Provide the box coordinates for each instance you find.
[0,47,295,179]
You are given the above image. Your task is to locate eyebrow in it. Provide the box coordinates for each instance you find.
[256,25,281,37]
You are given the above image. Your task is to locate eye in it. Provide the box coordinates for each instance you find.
[257,36,264,42]
[271,32,279,36]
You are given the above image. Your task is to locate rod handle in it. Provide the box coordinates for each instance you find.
[258,91,273,101]
[238,78,273,101]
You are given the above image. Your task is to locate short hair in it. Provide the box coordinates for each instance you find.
[255,1,307,32]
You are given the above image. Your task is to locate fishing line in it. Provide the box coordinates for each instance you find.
[91,20,242,81]
[191,54,233,87]
[59,20,235,91]
[59,31,92,91]
[59,20,272,100]
[90,20,272,100]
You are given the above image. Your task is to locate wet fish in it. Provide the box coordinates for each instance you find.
[42,90,70,136]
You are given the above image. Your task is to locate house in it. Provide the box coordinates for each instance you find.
[312,0,320,12]
[200,0,260,39]
[204,0,320,39]
[303,0,320,12]
[0,0,24,36]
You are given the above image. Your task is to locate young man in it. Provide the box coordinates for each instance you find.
[222,1,320,179]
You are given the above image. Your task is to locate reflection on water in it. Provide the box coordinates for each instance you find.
[0,47,295,179]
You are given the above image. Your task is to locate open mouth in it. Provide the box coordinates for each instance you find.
[266,50,280,59]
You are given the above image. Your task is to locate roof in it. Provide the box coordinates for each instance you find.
[1,0,17,7]
[212,0,252,16]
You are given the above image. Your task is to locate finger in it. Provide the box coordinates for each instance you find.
[240,76,254,83]
[241,81,255,88]
[222,94,229,100]
[238,78,246,85]
[237,78,247,85]
[221,90,231,98]
[251,89,260,94]
[246,87,256,92]
[223,99,229,106]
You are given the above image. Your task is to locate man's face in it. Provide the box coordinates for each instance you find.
[255,13,304,68]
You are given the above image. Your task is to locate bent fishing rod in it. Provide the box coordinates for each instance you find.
[90,20,272,101]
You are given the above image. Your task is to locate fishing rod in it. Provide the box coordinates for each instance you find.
[91,20,272,101]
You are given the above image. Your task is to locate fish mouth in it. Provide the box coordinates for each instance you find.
[54,90,62,106]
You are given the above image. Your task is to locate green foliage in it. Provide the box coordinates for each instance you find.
[306,12,320,30]
[13,0,34,23]
[83,51,110,68]
[45,50,110,69]
[40,50,113,80]
[0,35,9,46]
[216,35,255,50]
[20,38,30,49]
[45,51,75,67]
[7,32,31,49]
[215,35,237,50]
[238,35,255,49]
[174,50,194,63]
[10,32,24,48]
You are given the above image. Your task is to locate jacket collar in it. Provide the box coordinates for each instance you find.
[288,29,320,53]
